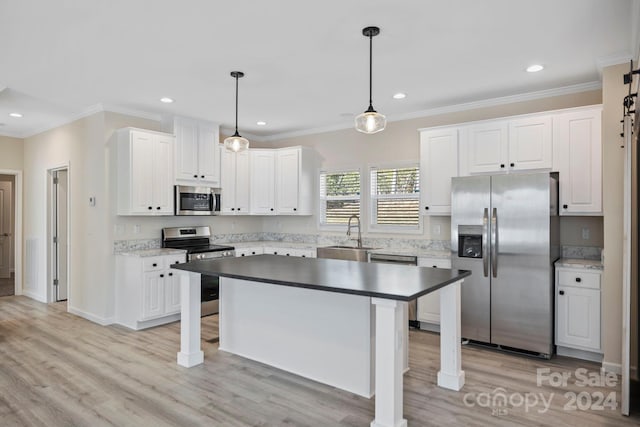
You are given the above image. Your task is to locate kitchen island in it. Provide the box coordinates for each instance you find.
[172,255,470,427]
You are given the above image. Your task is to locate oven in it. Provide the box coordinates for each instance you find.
[162,226,235,316]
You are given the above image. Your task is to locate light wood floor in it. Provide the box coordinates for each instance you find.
[0,296,638,427]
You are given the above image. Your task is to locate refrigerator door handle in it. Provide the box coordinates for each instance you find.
[482,208,489,277]
[491,207,498,278]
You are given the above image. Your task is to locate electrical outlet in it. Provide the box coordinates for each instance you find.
[582,228,590,240]
[133,224,141,234]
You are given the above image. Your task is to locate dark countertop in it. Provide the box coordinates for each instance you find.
[172,254,470,301]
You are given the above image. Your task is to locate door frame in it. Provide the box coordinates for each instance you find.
[47,165,70,304]
[0,169,22,296]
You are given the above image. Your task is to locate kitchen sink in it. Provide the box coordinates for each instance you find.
[316,245,377,262]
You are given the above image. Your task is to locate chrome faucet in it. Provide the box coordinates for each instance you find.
[346,214,362,248]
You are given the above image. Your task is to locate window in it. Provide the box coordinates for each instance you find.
[319,169,361,226]
[370,165,420,229]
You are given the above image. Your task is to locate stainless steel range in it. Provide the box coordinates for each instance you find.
[161,226,235,316]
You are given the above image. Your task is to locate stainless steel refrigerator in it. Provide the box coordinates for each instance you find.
[451,172,560,357]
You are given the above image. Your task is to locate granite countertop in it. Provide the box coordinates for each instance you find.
[172,254,470,301]
[119,248,187,257]
[555,258,604,270]
[226,240,450,259]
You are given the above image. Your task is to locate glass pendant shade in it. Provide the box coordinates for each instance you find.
[225,70,249,152]
[355,26,385,135]
[224,132,249,152]
[355,109,386,134]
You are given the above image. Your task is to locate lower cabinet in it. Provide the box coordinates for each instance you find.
[416,257,451,328]
[555,265,602,355]
[235,246,315,258]
[116,252,186,330]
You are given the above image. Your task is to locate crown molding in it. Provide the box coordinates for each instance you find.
[596,52,634,76]
[263,81,603,142]
[100,103,163,122]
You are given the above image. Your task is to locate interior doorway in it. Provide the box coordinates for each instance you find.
[49,168,69,302]
[0,175,15,296]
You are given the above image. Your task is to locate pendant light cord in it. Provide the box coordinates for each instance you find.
[234,74,239,135]
[368,32,373,109]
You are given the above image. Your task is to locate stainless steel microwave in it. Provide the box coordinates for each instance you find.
[174,185,221,216]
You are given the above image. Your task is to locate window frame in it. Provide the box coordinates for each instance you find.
[317,167,364,231]
[367,162,422,234]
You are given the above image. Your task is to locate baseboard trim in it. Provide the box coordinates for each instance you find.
[557,346,603,363]
[21,289,47,303]
[68,306,115,326]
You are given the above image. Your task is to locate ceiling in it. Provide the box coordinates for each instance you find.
[0,0,637,140]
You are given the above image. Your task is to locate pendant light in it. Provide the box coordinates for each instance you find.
[355,26,386,134]
[224,71,249,152]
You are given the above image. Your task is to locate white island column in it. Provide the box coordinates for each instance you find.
[177,271,204,367]
[437,279,465,390]
[371,298,407,427]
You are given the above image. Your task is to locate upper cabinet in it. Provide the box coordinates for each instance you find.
[220,147,250,214]
[171,117,221,186]
[419,127,458,215]
[276,147,315,215]
[459,122,508,174]
[459,115,552,175]
[554,107,602,215]
[249,149,276,215]
[115,128,174,216]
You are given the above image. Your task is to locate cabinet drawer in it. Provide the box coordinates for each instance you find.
[143,257,165,272]
[165,254,186,268]
[557,270,600,290]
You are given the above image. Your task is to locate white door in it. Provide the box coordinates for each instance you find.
[234,150,251,214]
[130,131,155,213]
[0,180,12,279]
[556,286,601,350]
[142,272,165,320]
[508,116,552,171]
[198,123,220,185]
[53,170,68,301]
[153,134,174,214]
[220,148,237,214]
[461,121,508,174]
[250,150,275,214]
[175,117,200,181]
[419,128,458,215]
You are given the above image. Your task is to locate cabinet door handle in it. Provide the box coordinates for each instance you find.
[251,251,256,255]
[424,206,429,210]
[152,263,158,267]
[575,277,582,283]
[270,208,274,211]
[160,274,164,278]
[500,164,505,168]
[433,265,437,268]
[148,206,153,210]
[510,163,515,167]
[156,206,161,210]
[241,254,245,256]
[174,261,180,264]
[168,272,173,276]
[563,204,568,209]
[201,175,205,178]
[293,208,297,211]
[559,290,564,295]
[302,255,306,257]
[193,174,198,178]
[231,208,235,211]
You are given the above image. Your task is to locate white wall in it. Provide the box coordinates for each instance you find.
[0,135,23,170]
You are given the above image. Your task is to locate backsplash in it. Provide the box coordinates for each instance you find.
[113,234,600,260]
[561,245,602,261]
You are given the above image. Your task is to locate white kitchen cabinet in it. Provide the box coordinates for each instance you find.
[419,127,458,215]
[554,107,602,215]
[459,115,552,175]
[508,116,553,171]
[250,150,276,215]
[173,117,221,186]
[459,121,508,175]
[276,147,315,215]
[235,247,264,257]
[416,257,451,328]
[220,146,250,214]
[555,265,602,353]
[116,252,186,330]
[115,128,174,215]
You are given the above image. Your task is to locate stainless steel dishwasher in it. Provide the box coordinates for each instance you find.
[369,253,419,328]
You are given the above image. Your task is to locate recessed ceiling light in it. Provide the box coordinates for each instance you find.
[526,64,544,73]
[393,92,406,99]
[256,121,267,126]
[9,112,23,118]
[160,97,174,103]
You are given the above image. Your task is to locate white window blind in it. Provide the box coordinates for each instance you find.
[319,170,361,225]
[370,166,420,227]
